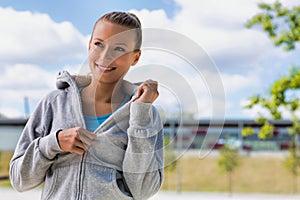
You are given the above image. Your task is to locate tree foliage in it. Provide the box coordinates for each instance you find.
[218,145,239,173]
[284,140,300,176]
[246,1,300,51]
[218,144,240,195]
[245,1,300,192]
[283,138,300,193]
[241,127,254,137]
[243,67,300,139]
[242,42,300,189]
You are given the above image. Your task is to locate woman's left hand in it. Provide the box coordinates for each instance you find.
[134,79,159,104]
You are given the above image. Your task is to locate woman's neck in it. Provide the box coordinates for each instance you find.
[84,79,124,104]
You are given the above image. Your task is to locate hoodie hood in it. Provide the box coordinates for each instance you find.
[55,70,139,99]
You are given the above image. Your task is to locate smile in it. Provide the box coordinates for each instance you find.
[95,63,116,73]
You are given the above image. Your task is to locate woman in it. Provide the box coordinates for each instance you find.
[10,11,164,200]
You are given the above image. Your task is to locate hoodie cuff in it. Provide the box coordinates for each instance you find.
[129,102,153,128]
[39,130,63,160]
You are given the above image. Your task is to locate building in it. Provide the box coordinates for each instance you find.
[0,119,295,152]
[164,119,294,151]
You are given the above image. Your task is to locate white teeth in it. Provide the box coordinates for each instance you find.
[96,64,114,71]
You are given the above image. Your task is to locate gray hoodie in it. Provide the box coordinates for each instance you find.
[10,71,164,200]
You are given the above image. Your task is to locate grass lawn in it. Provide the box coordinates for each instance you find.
[162,155,300,194]
[0,151,13,187]
[1,151,299,194]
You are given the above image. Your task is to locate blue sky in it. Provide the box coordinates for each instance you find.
[0,0,300,119]
[0,0,179,34]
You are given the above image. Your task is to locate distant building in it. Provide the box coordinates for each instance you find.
[0,119,27,151]
[0,118,295,151]
[164,119,294,151]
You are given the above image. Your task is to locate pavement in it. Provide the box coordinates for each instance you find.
[150,191,300,200]
[1,188,300,200]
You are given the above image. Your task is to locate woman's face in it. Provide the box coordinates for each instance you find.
[88,20,141,84]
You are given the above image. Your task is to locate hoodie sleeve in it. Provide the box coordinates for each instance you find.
[123,102,164,200]
[10,93,63,192]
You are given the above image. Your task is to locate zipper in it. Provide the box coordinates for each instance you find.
[74,83,87,200]
[77,154,85,200]
[67,71,137,199]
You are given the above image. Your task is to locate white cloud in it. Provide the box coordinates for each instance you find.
[130,0,287,71]
[241,99,300,120]
[0,7,90,118]
[0,65,57,118]
[0,7,87,65]
[128,0,299,118]
[222,72,261,93]
[172,0,258,28]
[240,99,271,119]
[132,9,172,28]
[0,64,56,90]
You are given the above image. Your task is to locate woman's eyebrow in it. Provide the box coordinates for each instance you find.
[93,38,129,47]
[94,38,104,41]
[114,42,128,47]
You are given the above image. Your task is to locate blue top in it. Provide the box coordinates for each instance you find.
[84,114,111,132]
[79,87,129,132]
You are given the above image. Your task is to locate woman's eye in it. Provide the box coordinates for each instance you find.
[94,42,104,47]
[114,47,125,52]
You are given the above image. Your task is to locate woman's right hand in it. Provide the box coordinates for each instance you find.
[57,127,96,155]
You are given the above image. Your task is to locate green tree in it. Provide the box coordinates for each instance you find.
[284,139,300,194]
[243,68,300,193]
[246,1,300,51]
[218,144,240,195]
[245,1,300,192]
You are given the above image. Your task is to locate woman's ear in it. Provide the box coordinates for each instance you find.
[131,50,141,66]
[88,42,91,53]
[88,37,92,53]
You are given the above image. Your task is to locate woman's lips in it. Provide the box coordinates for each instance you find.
[95,63,116,73]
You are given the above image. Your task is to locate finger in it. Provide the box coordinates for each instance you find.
[144,80,158,90]
[79,129,97,140]
[72,147,85,155]
[77,136,94,149]
[79,137,93,148]
[78,130,96,148]
[144,83,156,92]
[75,129,96,146]
[137,85,144,97]
[150,81,158,91]
[74,139,88,151]
[144,79,157,85]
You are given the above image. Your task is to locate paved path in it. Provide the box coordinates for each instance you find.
[1,188,300,200]
[1,187,40,200]
[150,191,300,200]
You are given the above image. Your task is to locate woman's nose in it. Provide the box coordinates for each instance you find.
[98,47,113,60]
[97,47,114,63]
